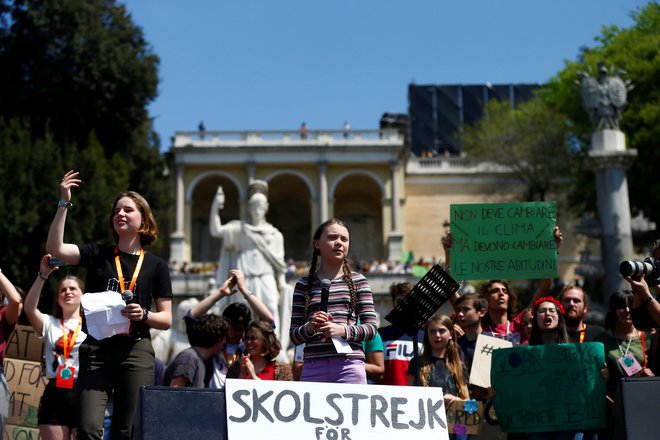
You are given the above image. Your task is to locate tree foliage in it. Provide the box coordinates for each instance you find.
[543,2,660,244]
[461,97,573,201]
[0,0,169,288]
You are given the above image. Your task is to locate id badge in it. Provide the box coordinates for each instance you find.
[618,354,642,376]
[55,365,75,389]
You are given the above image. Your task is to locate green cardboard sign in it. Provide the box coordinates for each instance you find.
[491,342,606,433]
[450,201,557,280]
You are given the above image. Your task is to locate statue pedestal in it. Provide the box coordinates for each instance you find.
[587,129,637,301]
[170,232,186,266]
[387,233,404,263]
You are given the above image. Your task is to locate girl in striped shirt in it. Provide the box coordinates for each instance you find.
[289,218,378,384]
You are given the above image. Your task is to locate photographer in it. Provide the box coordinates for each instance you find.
[622,242,660,329]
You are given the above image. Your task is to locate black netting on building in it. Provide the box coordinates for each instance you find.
[408,83,542,157]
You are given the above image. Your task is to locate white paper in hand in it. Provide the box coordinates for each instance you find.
[81,291,130,340]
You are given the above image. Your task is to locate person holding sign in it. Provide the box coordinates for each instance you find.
[289,218,378,384]
[24,255,87,440]
[46,170,173,440]
[0,265,24,434]
[443,227,563,345]
[496,297,606,440]
[407,314,469,431]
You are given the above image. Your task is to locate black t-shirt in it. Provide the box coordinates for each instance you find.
[77,243,173,338]
[567,323,606,343]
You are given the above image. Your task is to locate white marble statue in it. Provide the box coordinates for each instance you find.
[209,180,292,354]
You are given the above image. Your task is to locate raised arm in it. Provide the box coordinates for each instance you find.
[46,170,81,265]
[24,255,58,335]
[190,273,235,319]
[627,275,660,328]
[209,186,226,238]
[231,269,274,324]
[442,232,461,311]
[0,267,23,326]
[524,226,563,310]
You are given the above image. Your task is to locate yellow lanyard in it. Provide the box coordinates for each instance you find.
[114,247,145,295]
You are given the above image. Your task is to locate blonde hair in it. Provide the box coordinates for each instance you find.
[419,314,468,398]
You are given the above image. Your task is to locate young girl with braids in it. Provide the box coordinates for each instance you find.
[289,218,378,384]
[407,314,469,408]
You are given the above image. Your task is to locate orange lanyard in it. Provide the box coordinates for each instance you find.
[579,323,586,343]
[114,247,145,294]
[61,316,82,361]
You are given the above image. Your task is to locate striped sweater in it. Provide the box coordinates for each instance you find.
[289,273,378,360]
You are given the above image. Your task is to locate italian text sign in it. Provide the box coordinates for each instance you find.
[225,379,450,440]
[491,342,606,433]
[450,201,557,280]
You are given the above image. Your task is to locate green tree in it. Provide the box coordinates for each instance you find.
[461,97,573,201]
[543,2,660,244]
[0,0,170,286]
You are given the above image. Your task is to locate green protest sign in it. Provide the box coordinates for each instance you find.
[449,201,557,280]
[491,343,606,433]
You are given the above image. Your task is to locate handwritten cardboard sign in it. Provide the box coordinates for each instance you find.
[225,379,450,440]
[4,358,48,427]
[3,424,42,440]
[447,400,483,435]
[450,201,557,280]
[6,325,44,362]
[469,334,513,389]
[491,342,606,433]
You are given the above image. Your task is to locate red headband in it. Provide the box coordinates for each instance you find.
[533,296,565,315]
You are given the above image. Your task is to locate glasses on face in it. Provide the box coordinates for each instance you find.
[537,308,558,315]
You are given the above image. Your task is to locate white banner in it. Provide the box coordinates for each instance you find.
[225,379,450,440]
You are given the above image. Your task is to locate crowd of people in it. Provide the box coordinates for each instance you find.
[1,170,660,439]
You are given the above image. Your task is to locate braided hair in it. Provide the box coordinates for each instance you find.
[304,218,358,320]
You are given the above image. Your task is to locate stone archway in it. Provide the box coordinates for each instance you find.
[190,176,240,262]
[333,174,384,265]
[267,174,312,261]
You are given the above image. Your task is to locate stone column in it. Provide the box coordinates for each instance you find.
[587,129,637,299]
[170,163,186,263]
[318,161,328,222]
[387,161,404,262]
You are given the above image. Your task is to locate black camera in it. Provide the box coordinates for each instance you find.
[619,257,660,286]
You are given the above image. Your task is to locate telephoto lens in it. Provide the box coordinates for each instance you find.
[619,260,654,277]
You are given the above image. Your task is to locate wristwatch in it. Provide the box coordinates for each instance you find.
[58,199,74,209]
[141,308,150,322]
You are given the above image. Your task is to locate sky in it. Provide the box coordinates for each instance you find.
[122,0,650,149]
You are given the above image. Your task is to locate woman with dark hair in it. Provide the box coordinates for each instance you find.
[289,218,378,384]
[46,170,172,440]
[594,290,654,403]
[528,296,569,346]
[228,320,292,381]
[24,255,86,440]
[525,297,603,440]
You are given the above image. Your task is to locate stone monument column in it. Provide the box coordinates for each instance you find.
[587,130,637,297]
[580,62,635,299]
